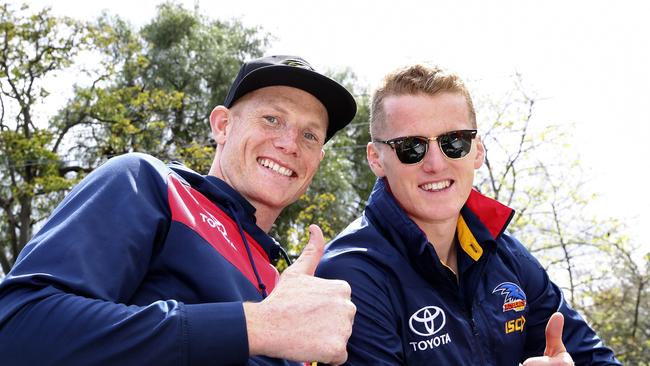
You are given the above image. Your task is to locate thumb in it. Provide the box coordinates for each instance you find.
[544,312,567,357]
[285,224,325,276]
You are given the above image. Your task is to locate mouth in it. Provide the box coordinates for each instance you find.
[257,158,296,177]
[419,180,452,192]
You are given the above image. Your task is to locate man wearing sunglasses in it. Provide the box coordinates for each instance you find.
[316,64,620,365]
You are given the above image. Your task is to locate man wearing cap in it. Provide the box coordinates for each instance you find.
[0,55,357,366]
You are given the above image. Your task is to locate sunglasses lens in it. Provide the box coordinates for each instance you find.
[382,130,475,164]
[395,137,428,164]
[439,132,473,159]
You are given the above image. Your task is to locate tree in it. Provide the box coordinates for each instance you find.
[581,241,649,365]
[58,2,268,174]
[0,3,94,275]
[0,2,268,276]
[472,75,648,361]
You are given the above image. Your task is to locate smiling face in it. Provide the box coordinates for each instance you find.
[367,92,484,229]
[209,86,328,229]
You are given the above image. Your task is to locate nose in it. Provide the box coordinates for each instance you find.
[420,141,446,172]
[273,126,300,156]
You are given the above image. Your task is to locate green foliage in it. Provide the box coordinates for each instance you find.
[0,2,268,275]
[581,240,650,364]
[0,129,73,196]
[57,2,268,171]
[0,3,92,275]
[139,2,267,151]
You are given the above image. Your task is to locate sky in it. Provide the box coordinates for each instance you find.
[17,0,650,253]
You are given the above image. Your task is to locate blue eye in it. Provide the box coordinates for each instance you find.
[303,132,318,142]
[263,116,279,125]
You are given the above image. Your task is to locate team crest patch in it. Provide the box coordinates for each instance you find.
[280,58,315,70]
[492,282,527,312]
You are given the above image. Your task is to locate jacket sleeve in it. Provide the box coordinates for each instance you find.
[317,252,404,366]
[0,153,249,366]
[506,236,622,366]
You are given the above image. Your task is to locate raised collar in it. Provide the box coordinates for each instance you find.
[457,189,515,261]
[365,178,514,262]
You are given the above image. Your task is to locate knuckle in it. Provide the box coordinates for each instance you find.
[339,280,352,295]
[341,350,349,364]
[279,266,297,278]
[329,278,348,287]
[337,280,352,293]
[331,347,348,365]
[332,338,348,355]
[326,280,352,298]
[335,299,356,317]
[301,242,319,256]
[348,301,357,315]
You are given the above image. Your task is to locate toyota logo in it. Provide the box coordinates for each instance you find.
[409,306,446,337]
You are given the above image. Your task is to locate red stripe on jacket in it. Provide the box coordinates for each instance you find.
[167,175,279,293]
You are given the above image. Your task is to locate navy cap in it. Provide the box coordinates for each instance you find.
[224,55,357,142]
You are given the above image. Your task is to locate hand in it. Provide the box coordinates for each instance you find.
[244,224,356,365]
[522,312,574,365]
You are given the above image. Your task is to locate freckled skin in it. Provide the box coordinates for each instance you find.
[209,86,327,231]
[367,92,484,233]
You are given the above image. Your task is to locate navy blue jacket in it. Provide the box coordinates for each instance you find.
[317,178,620,366]
[0,153,298,366]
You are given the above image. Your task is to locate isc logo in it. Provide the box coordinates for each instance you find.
[505,315,526,334]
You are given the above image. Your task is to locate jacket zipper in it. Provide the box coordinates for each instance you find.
[456,253,491,366]
[468,253,492,366]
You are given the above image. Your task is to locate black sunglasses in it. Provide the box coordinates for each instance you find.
[373,129,477,164]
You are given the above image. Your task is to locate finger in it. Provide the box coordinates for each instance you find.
[329,348,348,366]
[285,224,325,276]
[522,357,541,365]
[544,312,567,357]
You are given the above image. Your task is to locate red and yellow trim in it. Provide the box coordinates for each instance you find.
[457,215,483,261]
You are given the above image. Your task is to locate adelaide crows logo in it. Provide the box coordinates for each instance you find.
[492,282,527,312]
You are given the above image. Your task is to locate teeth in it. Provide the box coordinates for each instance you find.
[258,158,294,177]
[420,180,451,191]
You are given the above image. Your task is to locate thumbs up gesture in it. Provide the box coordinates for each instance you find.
[522,312,575,365]
[243,225,356,365]
[286,224,331,276]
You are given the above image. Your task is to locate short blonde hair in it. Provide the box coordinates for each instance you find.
[370,64,476,137]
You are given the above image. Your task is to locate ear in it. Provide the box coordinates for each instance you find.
[319,148,325,162]
[210,106,230,145]
[473,136,485,169]
[367,142,386,177]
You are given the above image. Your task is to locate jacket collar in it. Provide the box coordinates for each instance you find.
[365,178,430,259]
[168,162,282,262]
[366,178,515,262]
[463,189,514,241]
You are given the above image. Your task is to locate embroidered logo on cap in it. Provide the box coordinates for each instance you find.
[280,58,315,70]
